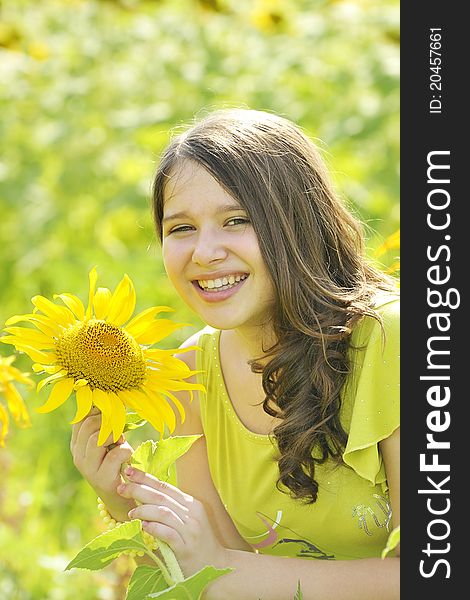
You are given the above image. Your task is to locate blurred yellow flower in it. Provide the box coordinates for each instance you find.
[1,268,203,446]
[375,229,400,275]
[250,0,287,33]
[375,229,400,257]
[0,355,33,446]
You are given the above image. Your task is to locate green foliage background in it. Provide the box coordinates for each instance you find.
[0,0,399,597]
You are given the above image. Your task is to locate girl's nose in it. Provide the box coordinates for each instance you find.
[191,231,228,266]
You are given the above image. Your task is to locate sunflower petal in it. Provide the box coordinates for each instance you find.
[108,391,127,442]
[92,388,113,445]
[4,326,55,349]
[37,370,67,393]
[125,306,174,337]
[71,385,93,424]
[93,287,112,320]
[133,320,189,345]
[1,355,16,366]
[163,390,186,423]
[107,274,136,326]
[3,343,55,364]
[5,365,34,387]
[73,378,89,389]
[0,336,20,348]
[148,345,202,355]
[118,388,164,434]
[143,388,176,434]
[32,363,62,375]
[5,313,61,336]
[0,404,9,446]
[54,293,85,320]
[37,377,74,413]
[86,267,98,319]
[3,382,31,425]
[31,296,75,327]
[5,314,61,337]
[144,348,193,367]
[148,378,205,394]
[145,357,197,379]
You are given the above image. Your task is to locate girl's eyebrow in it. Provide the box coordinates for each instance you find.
[162,203,245,223]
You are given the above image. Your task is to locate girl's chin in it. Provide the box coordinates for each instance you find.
[196,307,270,332]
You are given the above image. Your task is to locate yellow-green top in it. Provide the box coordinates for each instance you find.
[196,296,399,560]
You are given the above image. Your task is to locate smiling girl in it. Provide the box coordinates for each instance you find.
[71,109,400,599]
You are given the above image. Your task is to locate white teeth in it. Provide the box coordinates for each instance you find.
[197,274,248,291]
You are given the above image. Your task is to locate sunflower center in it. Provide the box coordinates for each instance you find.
[55,319,146,392]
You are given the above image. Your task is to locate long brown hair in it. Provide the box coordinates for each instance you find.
[152,108,397,503]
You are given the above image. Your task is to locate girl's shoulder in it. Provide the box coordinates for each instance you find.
[342,291,400,489]
[371,290,400,314]
[175,325,219,370]
[171,326,218,432]
[354,290,400,340]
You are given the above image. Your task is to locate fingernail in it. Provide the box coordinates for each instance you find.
[117,483,126,494]
[124,466,134,477]
[128,509,135,518]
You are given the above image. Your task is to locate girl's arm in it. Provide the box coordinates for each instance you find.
[202,427,400,600]
[207,551,399,600]
[121,427,400,599]
[122,333,400,599]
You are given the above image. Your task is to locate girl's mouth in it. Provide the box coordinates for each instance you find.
[192,274,249,301]
[197,273,248,292]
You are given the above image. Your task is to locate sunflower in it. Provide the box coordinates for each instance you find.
[1,268,204,446]
[0,354,33,446]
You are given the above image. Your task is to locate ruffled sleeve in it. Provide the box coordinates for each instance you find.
[342,297,400,492]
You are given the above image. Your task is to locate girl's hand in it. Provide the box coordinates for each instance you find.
[70,410,135,522]
[118,466,228,576]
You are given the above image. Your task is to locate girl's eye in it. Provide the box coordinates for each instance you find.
[167,225,195,234]
[225,217,250,227]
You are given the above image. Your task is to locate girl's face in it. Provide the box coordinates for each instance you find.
[161,161,276,331]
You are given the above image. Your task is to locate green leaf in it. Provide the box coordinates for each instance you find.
[146,565,232,599]
[131,435,202,482]
[123,412,147,431]
[65,520,148,571]
[293,580,303,600]
[381,525,400,559]
[126,565,168,600]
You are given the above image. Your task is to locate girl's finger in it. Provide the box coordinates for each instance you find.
[128,489,190,522]
[72,414,102,461]
[129,503,187,533]
[100,442,133,474]
[118,482,189,521]
[83,430,107,469]
[142,520,185,552]
[77,416,121,461]
[122,467,192,505]
[71,415,93,451]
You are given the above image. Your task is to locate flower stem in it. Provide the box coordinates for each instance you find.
[155,539,184,583]
[143,547,174,586]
